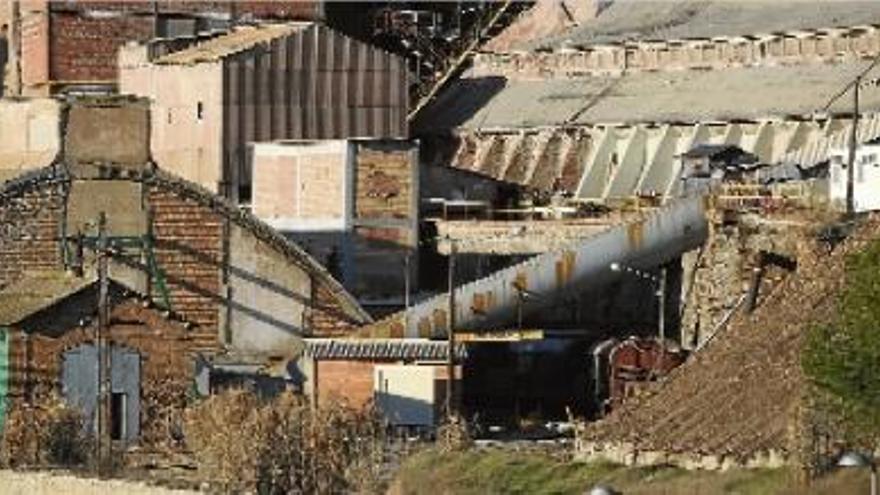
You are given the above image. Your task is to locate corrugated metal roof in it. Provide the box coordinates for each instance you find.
[154,23,310,65]
[304,339,467,361]
[0,272,97,326]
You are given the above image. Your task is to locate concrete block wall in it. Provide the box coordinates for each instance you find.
[472,25,880,80]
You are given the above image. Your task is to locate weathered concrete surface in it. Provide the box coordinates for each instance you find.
[434,218,625,255]
[424,62,880,131]
[476,24,880,79]
[64,98,151,167]
[0,470,198,495]
[227,222,311,354]
[528,0,880,50]
[0,98,60,178]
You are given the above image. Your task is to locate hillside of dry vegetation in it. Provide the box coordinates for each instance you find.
[584,215,880,464]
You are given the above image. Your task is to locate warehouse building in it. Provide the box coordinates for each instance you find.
[120,22,409,203]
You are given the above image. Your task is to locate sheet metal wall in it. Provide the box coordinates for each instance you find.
[223,24,409,197]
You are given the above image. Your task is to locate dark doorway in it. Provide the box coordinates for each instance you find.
[111,392,127,441]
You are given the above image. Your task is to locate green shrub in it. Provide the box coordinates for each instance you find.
[803,238,880,443]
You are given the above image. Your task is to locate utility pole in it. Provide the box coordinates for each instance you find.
[403,253,411,331]
[445,240,456,420]
[657,266,667,345]
[96,212,112,474]
[404,253,411,312]
[847,76,861,216]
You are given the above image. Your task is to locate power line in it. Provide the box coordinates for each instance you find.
[822,53,880,113]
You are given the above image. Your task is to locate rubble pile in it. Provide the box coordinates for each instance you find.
[584,215,880,463]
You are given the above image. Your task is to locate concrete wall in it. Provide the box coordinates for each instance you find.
[225,223,311,354]
[121,61,225,191]
[64,98,151,167]
[472,25,880,80]
[0,98,60,180]
[439,115,880,202]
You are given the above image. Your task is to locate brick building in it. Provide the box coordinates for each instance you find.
[0,271,195,445]
[300,338,464,427]
[119,22,409,202]
[0,96,371,359]
[3,0,323,96]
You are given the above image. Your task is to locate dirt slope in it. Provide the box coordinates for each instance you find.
[585,216,880,462]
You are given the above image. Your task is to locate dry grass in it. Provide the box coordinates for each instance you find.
[184,388,387,494]
[0,394,91,468]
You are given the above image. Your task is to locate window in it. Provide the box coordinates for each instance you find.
[196,101,204,121]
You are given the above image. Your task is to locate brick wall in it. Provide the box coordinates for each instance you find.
[310,283,356,337]
[354,147,414,222]
[46,1,321,19]
[6,299,194,447]
[148,186,222,352]
[0,183,65,290]
[315,359,375,409]
[49,11,154,84]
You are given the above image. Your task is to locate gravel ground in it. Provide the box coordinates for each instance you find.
[0,470,201,495]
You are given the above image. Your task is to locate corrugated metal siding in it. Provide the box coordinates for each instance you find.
[222,24,408,193]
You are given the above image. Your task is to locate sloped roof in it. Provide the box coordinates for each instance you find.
[528,0,880,51]
[0,272,97,326]
[420,62,880,131]
[0,164,372,327]
[154,23,310,65]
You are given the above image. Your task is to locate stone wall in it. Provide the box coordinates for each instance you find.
[680,209,813,349]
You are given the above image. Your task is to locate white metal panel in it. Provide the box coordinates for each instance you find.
[374,364,437,427]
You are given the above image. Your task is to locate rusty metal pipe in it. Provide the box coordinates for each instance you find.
[404,196,709,337]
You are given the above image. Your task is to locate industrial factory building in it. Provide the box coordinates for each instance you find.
[120,22,409,203]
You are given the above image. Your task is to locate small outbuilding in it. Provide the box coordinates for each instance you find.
[0,271,195,446]
[300,338,466,429]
